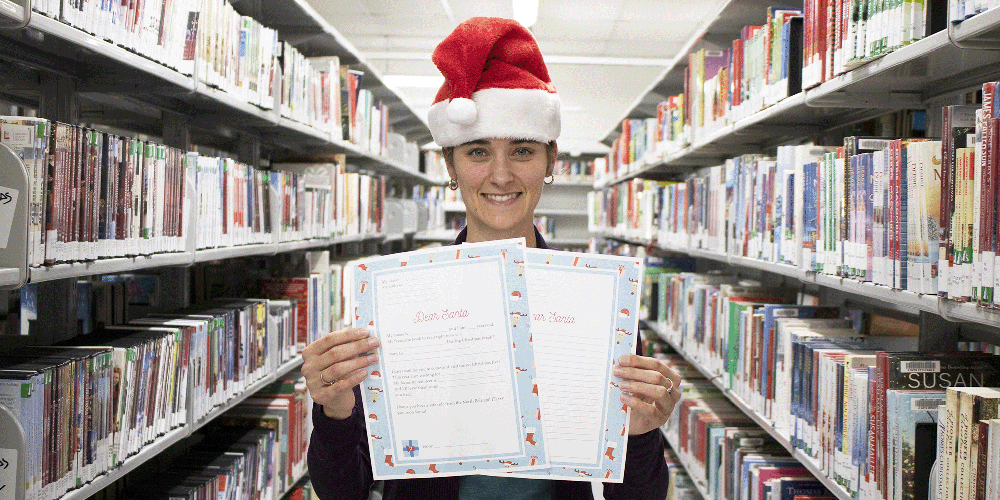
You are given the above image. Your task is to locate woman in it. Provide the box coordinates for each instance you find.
[303,17,682,500]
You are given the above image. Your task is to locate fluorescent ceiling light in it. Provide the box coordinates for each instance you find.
[512,0,538,28]
[383,75,445,88]
[366,52,672,66]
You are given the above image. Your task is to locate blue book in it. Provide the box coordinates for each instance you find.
[888,390,944,500]
[803,161,818,271]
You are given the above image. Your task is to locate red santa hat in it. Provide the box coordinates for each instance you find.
[429,17,561,148]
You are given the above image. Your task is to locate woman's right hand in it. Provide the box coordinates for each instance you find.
[302,327,381,420]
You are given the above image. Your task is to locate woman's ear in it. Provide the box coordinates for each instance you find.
[443,147,457,183]
[546,141,558,177]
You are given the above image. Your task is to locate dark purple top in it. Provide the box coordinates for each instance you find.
[307,227,669,499]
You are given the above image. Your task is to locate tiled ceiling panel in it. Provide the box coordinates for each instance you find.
[306,0,728,151]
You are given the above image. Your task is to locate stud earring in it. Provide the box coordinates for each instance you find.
[449,179,458,190]
[543,175,554,185]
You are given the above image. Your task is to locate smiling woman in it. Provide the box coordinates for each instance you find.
[443,139,558,247]
[303,16,677,500]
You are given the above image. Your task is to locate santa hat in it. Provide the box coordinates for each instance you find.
[428,17,561,148]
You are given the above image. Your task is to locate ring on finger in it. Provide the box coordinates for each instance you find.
[320,370,336,386]
[664,377,674,394]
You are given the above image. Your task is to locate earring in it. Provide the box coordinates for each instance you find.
[543,175,554,185]
[448,179,459,190]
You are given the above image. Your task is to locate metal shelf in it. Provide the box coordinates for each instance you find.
[0,267,20,288]
[383,231,415,243]
[646,322,853,500]
[58,355,304,500]
[194,243,277,263]
[596,232,985,321]
[333,232,387,244]
[550,180,594,187]
[413,229,460,242]
[29,252,195,283]
[549,238,591,247]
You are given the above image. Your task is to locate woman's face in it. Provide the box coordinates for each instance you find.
[447,138,554,238]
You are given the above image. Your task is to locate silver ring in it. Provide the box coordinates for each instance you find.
[321,371,336,386]
[664,377,674,394]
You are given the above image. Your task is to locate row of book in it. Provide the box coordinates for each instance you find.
[599,2,951,184]
[0,117,191,266]
[591,85,1000,305]
[120,377,309,500]
[28,0,205,82]
[644,268,1000,500]
[0,116,388,266]
[655,349,836,500]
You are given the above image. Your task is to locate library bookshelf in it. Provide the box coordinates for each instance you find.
[594,1,1000,498]
[0,0,438,498]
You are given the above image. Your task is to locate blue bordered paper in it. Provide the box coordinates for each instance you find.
[485,249,643,482]
[354,238,549,479]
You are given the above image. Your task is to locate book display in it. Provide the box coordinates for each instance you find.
[591,1,1000,500]
[0,0,439,499]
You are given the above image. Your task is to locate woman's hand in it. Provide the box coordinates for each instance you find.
[614,354,682,436]
[301,327,381,420]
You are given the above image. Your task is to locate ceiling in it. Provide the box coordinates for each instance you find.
[305,0,728,154]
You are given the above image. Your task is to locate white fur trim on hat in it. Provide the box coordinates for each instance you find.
[428,88,561,147]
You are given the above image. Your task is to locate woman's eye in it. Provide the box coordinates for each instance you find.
[513,147,534,157]
[467,148,488,158]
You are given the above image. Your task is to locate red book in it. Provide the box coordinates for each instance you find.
[259,278,311,348]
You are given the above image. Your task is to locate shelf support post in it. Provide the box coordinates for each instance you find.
[918,310,959,353]
[38,74,78,124]
[237,133,261,169]
[163,110,192,151]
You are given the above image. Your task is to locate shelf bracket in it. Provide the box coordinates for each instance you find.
[918,309,960,353]
[948,21,1000,51]
[0,0,31,30]
[39,74,78,124]
[804,91,923,109]
[163,110,192,151]
[236,133,261,169]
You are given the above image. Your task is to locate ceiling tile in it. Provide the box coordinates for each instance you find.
[537,0,626,20]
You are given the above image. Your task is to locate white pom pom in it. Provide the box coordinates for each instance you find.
[446,98,477,125]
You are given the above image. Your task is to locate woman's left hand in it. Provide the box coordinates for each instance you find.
[614,354,682,436]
